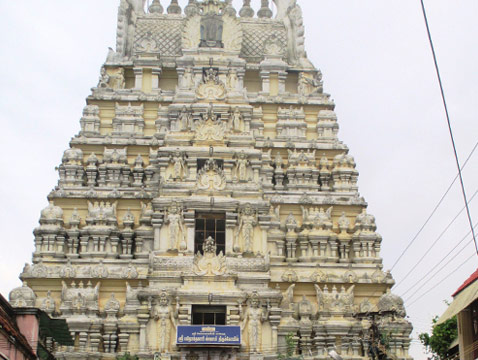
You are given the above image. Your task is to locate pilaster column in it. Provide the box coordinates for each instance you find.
[278,72,287,94]
[134,67,144,91]
[260,71,271,94]
[138,314,150,352]
[152,213,164,251]
[152,68,162,90]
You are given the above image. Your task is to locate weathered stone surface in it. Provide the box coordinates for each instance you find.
[13,1,412,359]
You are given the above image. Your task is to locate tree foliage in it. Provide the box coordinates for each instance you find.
[419,316,457,360]
[116,353,139,360]
[279,332,302,360]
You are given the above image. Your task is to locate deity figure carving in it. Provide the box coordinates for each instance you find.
[227,69,239,90]
[230,107,243,132]
[197,159,227,191]
[153,289,179,353]
[241,292,270,353]
[269,205,280,223]
[235,204,258,253]
[179,106,194,131]
[197,68,226,101]
[165,202,186,251]
[98,67,110,88]
[338,212,350,233]
[298,72,323,96]
[111,68,125,89]
[193,236,227,276]
[233,151,251,182]
[182,68,195,90]
[41,291,56,315]
[169,150,189,181]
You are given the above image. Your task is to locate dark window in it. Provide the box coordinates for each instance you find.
[197,159,224,171]
[192,305,227,325]
[195,212,226,255]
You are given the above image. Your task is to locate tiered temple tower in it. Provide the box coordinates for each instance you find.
[10,1,412,359]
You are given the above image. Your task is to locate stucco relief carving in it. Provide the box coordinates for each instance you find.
[61,280,100,316]
[41,291,56,315]
[314,284,355,315]
[222,14,243,52]
[235,203,258,253]
[182,15,202,49]
[298,72,323,96]
[195,106,227,141]
[310,270,328,283]
[193,236,227,276]
[153,289,179,353]
[281,269,298,283]
[196,68,227,101]
[169,150,189,181]
[9,282,37,308]
[197,159,227,191]
[241,291,270,353]
[233,151,251,182]
[165,202,187,251]
[378,289,406,318]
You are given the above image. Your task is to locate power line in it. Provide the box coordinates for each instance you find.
[394,188,478,290]
[390,140,478,272]
[406,252,476,308]
[400,220,478,298]
[403,238,472,302]
[420,0,478,254]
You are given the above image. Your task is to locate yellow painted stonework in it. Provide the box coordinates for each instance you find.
[9,1,412,360]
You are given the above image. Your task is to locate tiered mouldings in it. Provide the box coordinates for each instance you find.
[14,1,412,360]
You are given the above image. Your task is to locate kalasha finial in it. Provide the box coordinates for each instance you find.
[184,0,199,17]
[224,0,236,17]
[148,0,163,14]
[239,0,254,18]
[167,0,181,14]
[258,0,273,18]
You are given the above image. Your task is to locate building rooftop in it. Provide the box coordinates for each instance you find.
[453,268,478,297]
[0,293,36,360]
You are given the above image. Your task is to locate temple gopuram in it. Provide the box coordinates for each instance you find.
[9,1,413,359]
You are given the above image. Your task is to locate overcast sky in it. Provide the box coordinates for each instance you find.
[0,1,477,358]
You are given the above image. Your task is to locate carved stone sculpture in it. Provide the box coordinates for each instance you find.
[193,236,226,276]
[233,151,251,182]
[169,150,189,181]
[197,159,227,191]
[235,204,257,253]
[165,202,186,251]
[153,289,179,353]
[241,292,269,353]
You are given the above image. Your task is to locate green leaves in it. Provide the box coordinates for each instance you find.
[116,352,139,360]
[419,316,457,360]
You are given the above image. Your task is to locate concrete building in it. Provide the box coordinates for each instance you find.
[0,292,71,360]
[10,1,412,359]
[438,269,478,360]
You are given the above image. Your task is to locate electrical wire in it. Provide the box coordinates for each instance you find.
[390,140,478,272]
[406,252,476,308]
[394,188,478,290]
[420,0,478,254]
[400,220,478,298]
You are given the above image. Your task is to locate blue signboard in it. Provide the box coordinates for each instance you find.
[177,326,241,346]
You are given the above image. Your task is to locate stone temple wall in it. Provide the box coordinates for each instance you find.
[9,1,412,359]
